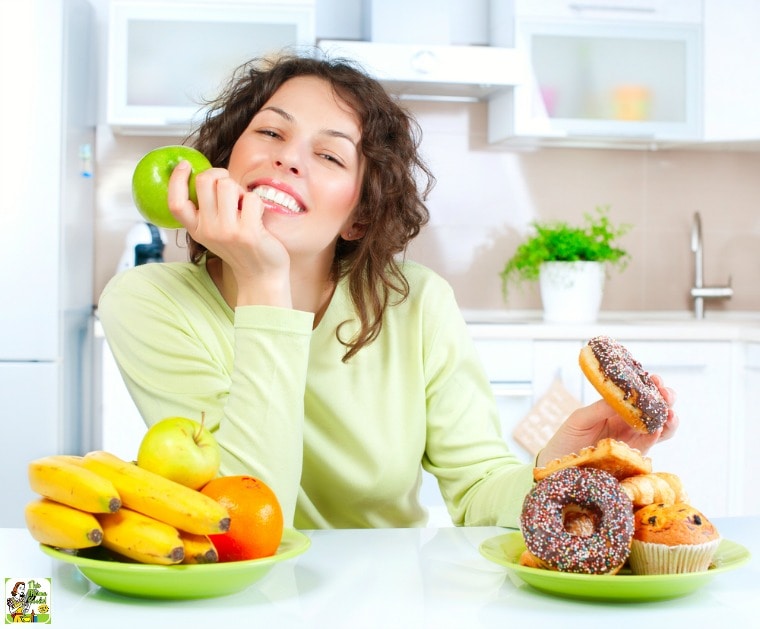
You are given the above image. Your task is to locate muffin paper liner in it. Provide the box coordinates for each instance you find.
[629,538,721,574]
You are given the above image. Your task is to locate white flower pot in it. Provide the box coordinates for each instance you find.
[539,261,605,323]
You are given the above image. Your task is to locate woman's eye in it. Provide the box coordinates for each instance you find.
[257,128,281,139]
[319,152,345,167]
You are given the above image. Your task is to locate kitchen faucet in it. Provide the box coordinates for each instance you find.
[690,211,733,319]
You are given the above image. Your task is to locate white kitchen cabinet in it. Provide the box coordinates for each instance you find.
[741,343,760,516]
[107,0,316,135]
[531,340,585,403]
[488,0,760,148]
[702,0,760,143]
[488,0,702,148]
[472,338,536,460]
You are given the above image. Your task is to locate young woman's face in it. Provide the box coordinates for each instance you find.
[227,75,365,260]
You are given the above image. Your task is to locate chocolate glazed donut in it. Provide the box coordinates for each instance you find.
[579,335,668,434]
[520,466,634,574]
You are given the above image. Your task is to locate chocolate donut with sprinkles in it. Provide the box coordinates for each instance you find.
[579,335,668,434]
[520,466,634,574]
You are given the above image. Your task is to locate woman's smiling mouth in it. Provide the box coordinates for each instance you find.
[252,184,305,214]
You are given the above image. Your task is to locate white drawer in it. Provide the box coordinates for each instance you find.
[472,339,534,382]
[746,342,760,368]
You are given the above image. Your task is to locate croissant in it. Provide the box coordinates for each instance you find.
[534,438,652,482]
[620,472,688,507]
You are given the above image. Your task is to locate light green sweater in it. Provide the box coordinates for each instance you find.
[98,259,534,529]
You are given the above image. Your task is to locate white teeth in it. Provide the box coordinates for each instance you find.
[253,185,304,213]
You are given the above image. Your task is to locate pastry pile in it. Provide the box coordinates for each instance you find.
[524,438,719,575]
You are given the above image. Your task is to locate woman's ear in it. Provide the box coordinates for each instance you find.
[341,222,367,241]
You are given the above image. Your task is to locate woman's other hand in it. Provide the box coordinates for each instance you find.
[536,374,678,468]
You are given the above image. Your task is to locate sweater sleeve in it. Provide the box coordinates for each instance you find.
[418,277,535,528]
[97,266,313,525]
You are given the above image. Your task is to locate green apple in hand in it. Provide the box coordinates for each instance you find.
[137,415,220,489]
[132,145,212,229]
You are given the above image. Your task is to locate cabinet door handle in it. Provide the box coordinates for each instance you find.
[568,3,657,15]
[491,383,533,398]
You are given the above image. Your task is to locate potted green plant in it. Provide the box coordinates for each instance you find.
[500,206,631,322]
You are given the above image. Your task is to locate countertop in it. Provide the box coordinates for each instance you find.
[462,310,760,341]
[2,517,755,628]
[94,311,760,341]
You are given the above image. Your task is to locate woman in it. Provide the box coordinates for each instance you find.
[99,53,677,529]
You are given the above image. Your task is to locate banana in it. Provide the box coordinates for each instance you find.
[179,532,218,564]
[98,508,184,565]
[28,455,122,513]
[25,498,103,549]
[81,450,230,535]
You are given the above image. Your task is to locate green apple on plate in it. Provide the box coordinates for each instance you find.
[132,145,212,229]
[137,415,220,490]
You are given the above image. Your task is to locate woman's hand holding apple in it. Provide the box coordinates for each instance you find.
[132,145,212,229]
[168,162,292,309]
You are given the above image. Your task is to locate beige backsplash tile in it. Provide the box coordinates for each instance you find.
[404,101,760,314]
[94,101,760,314]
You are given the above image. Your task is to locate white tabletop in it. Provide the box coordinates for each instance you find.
[2,517,756,628]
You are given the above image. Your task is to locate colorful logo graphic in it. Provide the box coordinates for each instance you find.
[5,578,51,624]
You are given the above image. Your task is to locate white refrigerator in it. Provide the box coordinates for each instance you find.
[0,0,96,527]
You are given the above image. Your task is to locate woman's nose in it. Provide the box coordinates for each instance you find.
[274,159,299,175]
[273,143,302,175]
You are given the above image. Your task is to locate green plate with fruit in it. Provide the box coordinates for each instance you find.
[479,531,750,602]
[40,528,310,599]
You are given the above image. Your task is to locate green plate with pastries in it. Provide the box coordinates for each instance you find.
[479,531,750,602]
[40,528,310,599]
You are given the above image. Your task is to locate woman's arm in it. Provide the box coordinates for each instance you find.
[98,266,312,525]
[413,272,535,527]
[415,269,679,528]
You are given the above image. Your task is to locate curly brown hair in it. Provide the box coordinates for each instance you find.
[184,52,434,361]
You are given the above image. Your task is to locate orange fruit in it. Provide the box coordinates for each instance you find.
[200,475,284,562]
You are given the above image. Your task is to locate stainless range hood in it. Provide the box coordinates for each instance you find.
[317,0,527,102]
[318,40,528,102]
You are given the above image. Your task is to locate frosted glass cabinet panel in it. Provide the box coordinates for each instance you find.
[108,1,315,135]
[530,30,690,123]
[489,10,702,147]
[125,21,299,108]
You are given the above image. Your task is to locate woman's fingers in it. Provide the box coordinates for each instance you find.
[565,399,616,433]
[657,408,679,442]
[167,160,197,229]
[541,381,680,464]
[649,373,677,407]
[213,176,246,232]
[169,164,246,243]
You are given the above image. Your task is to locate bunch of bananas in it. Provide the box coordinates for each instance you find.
[25,451,230,565]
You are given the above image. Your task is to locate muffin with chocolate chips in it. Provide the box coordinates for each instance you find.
[629,502,721,574]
